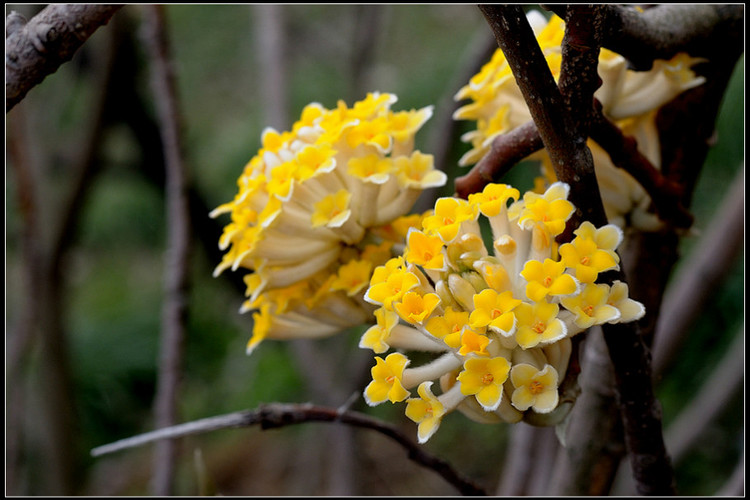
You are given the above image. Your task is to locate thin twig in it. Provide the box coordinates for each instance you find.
[142,5,193,496]
[91,403,487,496]
[454,121,543,199]
[5,4,123,111]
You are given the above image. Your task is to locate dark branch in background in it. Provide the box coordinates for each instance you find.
[91,403,488,496]
[651,167,745,379]
[142,5,193,496]
[478,5,676,495]
[5,4,122,112]
[6,16,120,494]
[664,327,744,466]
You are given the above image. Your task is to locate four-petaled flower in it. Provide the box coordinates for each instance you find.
[422,197,478,243]
[513,182,575,237]
[469,289,522,337]
[457,356,511,411]
[394,291,441,325]
[560,282,621,329]
[404,228,446,271]
[510,363,559,413]
[514,301,567,349]
[360,307,399,353]
[521,258,580,302]
[558,221,622,283]
[405,381,447,444]
[364,352,411,406]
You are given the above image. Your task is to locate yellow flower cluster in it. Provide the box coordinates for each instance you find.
[362,182,644,443]
[453,10,706,231]
[211,92,446,354]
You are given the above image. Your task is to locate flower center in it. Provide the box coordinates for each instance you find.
[532,321,546,334]
[583,305,595,316]
[385,375,395,384]
[443,217,455,225]
[491,308,503,319]
[482,373,494,385]
[543,276,553,287]
[423,252,433,261]
[529,380,544,395]
[580,255,590,265]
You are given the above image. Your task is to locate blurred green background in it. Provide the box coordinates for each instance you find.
[5,4,744,496]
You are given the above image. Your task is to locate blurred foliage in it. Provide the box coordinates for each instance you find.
[5,4,744,496]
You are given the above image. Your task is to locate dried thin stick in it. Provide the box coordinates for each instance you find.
[91,402,487,496]
[5,4,122,111]
[142,5,193,496]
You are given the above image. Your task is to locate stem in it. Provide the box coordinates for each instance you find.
[91,402,488,496]
[142,5,192,496]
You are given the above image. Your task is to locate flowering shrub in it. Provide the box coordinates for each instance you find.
[211,92,446,354]
[361,181,644,442]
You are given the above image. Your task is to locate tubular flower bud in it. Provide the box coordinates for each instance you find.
[360,182,644,443]
[453,10,706,231]
[213,93,446,353]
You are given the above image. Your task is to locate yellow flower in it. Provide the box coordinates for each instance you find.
[468,182,520,217]
[558,221,621,283]
[311,189,352,228]
[359,307,398,353]
[514,301,567,349]
[457,356,511,411]
[404,228,446,271]
[513,182,575,237]
[393,151,447,189]
[510,363,559,413]
[364,352,411,406]
[365,266,420,310]
[422,197,478,243]
[521,258,580,302]
[405,382,447,444]
[560,283,621,329]
[424,307,471,349]
[330,259,373,296]
[469,288,522,337]
[457,328,491,357]
[394,291,441,325]
[606,280,646,323]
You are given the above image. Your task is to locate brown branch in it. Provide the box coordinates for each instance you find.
[545,5,744,71]
[142,5,193,496]
[478,5,675,494]
[91,402,487,496]
[589,104,693,229]
[454,121,543,199]
[5,4,123,112]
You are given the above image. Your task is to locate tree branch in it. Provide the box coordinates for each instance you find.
[544,4,744,71]
[454,121,543,199]
[142,5,193,496]
[478,5,675,494]
[91,402,487,496]
[5,4,123,112]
